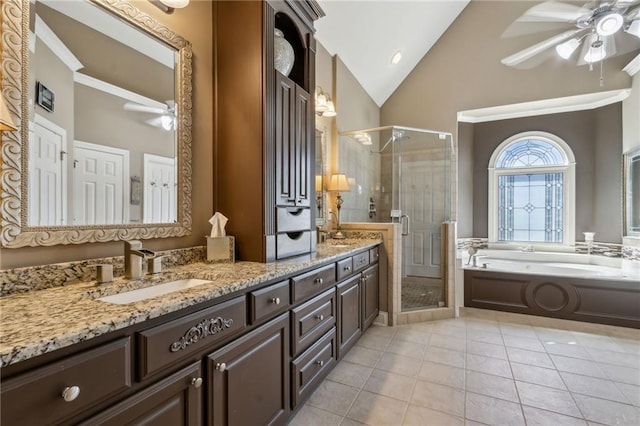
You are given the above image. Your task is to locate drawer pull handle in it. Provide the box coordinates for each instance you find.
[62,386,80,402]
[191,377,203,388]
[216,362,227,372]
[316,360,324,367]
[344,266,351,271]
[314,278,324,284]
[316,314,324,321]
[271,297,281,305]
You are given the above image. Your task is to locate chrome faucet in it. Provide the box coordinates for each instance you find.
[124,240,156,280]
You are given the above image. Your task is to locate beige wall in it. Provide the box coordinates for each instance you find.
[381,0,635,238]
[1,1,213,269]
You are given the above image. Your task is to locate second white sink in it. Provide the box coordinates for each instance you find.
[98,278,212,305]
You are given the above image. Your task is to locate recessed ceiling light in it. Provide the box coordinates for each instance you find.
[391,51,402,65]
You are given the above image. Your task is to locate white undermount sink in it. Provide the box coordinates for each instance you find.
[97,278,212,305]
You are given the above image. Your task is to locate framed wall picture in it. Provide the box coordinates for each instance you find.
[36,82,54,113]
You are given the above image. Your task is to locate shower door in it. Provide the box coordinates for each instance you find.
[398,135,445,281]
[401,158,443,279]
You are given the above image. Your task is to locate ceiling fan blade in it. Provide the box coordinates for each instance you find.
[501,28,587,67]
[123,102,166,114]
[517,1,590,23]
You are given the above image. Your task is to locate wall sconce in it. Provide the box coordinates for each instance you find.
[149,0,189,14]
[327,173,350,239]
[0,95,17,131]
[315,86,337,118]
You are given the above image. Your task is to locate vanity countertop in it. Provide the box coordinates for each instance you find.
[0,239,380,367]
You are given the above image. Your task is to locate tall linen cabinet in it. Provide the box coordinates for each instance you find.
[213,0,324,262]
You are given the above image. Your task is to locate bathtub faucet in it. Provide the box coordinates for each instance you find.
[471,254,487,268]
[520,244,535,253]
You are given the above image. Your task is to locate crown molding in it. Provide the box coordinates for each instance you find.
[623,53,640,77]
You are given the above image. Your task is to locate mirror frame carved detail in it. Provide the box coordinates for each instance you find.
[0,0,193,247]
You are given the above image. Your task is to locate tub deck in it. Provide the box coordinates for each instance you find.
[463,251,640,329]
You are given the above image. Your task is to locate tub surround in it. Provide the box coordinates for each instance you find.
[0,238,380,367]
[457,237,627,258]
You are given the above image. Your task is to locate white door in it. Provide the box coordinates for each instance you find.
[73,141,129,225]
[143,154,176,223]
[28,115,67,226]
[401,158,444,279]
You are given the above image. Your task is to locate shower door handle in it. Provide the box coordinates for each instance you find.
[401,214,410,236]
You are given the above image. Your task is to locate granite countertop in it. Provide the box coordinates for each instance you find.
[0,239,379,367]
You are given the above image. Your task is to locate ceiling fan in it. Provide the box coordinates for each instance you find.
[501,1,640,71]
[123,100,177,131]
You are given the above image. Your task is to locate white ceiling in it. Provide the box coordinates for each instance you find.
[315,0,469,107]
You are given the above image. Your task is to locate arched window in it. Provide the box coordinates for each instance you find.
[488,132,575,244]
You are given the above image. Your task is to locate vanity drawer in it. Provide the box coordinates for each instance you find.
[369,246,379,263]
[276,231,312,259]
[336,257,354,281]
[291,287,336,356]
[291,263,336,302]
[291,328,336,409]
[353,251,370,273]
[137,296,246,380]
[249,280,291,324]
[276,207,311,233]
[0,337,131,426]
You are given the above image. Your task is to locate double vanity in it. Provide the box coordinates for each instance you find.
[0,239,381,425]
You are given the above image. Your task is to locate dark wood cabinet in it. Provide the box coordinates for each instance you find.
[337,275,362,358]
[207,313,290,426]
[214,0,323,262]
[1,338,131,426]
[80,362,202,426]
[1,245,380,425]
[275,73,311,208]
[362,264,379,331]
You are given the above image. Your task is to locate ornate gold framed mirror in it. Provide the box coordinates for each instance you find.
[1,0,192,247]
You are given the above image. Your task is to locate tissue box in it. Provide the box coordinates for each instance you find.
[206,236,235,262]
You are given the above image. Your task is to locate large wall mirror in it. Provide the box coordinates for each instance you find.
[1,0,192,247]
[624,147,640,237]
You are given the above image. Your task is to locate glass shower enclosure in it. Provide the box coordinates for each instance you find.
[339,126,453,311]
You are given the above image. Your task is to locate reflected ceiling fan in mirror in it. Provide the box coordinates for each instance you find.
[501,0,640,85]
[123,100,176,131]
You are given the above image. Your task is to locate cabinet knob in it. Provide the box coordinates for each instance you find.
[314,278,323,284]
[316,360,324,367]
[191,377,203,388]
[216,362,227,372]
[62,386,80,402]
[271,297,281,305]
[344,266,351,272]
[316,314,324,321]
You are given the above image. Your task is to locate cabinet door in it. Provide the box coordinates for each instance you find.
[362,264,379,330]
[80,362,202,426]
[275,72,296,206]
[294,85,311,207]
[337,275,362,358]
[207,313,290,426]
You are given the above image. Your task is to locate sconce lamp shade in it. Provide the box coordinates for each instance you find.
[0,95,17,131]
[328,174,350,192]
[315,175,322,192]
[149,0,189,13]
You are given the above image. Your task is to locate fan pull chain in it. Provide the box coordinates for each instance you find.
[599,52,604,87]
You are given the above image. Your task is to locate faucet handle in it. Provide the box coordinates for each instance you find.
[95,264,113,284]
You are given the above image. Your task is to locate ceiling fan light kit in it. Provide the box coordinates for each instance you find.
[502,0,640,80]
[556,38,581,58]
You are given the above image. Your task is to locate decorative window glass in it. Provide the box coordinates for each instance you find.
[489,133,575,245]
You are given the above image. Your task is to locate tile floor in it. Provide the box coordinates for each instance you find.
[288,311,640,426]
